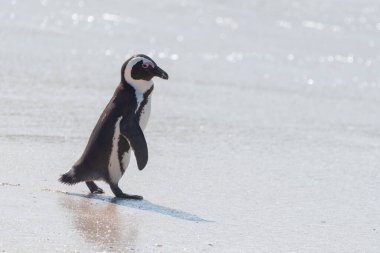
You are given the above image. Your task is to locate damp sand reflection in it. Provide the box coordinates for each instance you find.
[59,195,139,252]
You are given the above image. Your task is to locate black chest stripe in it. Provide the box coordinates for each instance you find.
[136,86,154,121]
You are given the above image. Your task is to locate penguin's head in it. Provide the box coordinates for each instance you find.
[122,54,169,86]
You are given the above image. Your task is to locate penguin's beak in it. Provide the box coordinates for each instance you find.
[152,66,169,80]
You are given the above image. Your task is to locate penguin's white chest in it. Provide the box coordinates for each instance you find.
[108,117,123,183]
[108,117,133,184]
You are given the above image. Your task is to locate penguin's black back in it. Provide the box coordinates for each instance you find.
[70,83,137,183]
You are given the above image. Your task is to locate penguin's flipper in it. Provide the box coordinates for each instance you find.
[120,115,148,170]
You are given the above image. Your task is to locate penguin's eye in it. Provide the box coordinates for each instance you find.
[142,63,149,69]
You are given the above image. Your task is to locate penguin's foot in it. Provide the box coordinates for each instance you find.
[117,193,143,200]
[91,188,105,194]
[86,181,104,194]
[110,184,143,200]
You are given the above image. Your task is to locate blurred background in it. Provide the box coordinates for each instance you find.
[0,0,379,252]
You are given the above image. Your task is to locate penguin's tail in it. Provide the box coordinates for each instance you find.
[59,169,80,185]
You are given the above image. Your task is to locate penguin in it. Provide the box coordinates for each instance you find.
[59,54,169,200]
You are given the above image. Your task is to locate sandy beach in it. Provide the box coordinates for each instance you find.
[1,0,379,252]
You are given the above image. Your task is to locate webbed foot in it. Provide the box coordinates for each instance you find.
[110,184,143,200]
[117,193,143,200]
[86,181,104,194]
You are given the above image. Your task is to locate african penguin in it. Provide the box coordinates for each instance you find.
[59,54,169,200]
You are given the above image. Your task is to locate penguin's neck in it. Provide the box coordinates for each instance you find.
[127,79,153,94]
[125,78,154,112]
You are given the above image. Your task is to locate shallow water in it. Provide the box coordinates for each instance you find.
[1,0,380,252]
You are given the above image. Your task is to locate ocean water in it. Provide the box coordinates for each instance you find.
[0,0,379,252]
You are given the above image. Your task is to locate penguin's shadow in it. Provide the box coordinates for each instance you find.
[65,192,210,222]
